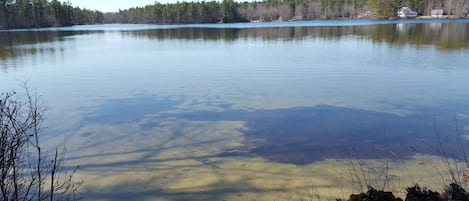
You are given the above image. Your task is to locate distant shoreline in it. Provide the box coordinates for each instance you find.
[1,17,469,31]
[417,15,469,19]
[248,15,469,23]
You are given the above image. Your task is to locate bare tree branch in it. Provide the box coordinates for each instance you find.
[0,87,81,201]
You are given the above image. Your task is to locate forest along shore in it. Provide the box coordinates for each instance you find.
[107,0,469,24]
[0,0,103,29]
[2,0,469,30]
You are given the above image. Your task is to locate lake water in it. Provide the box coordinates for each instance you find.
[1,19,469,200]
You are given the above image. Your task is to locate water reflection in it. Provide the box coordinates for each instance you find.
[1,21,468,70]
[128,22,469,50]
[81,95,181,125]
[375,23,469,50]
[0,30,102,70]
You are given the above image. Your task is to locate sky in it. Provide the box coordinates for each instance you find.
[63,0,163,13]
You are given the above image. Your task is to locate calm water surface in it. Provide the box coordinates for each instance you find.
[1,19,469,200]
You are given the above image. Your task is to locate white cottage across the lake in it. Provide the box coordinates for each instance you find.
[431,9,444,18]
[398,7,418,18]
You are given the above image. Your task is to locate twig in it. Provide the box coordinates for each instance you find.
[388,150,415,185]
[433,116,458,185]
[454,115,468,168]
[382,119,389,191]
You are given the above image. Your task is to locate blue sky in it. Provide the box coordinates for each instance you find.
[63,0,163,12]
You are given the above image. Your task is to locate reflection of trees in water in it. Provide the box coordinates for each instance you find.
[0,31,61,70]
[366,23,469,50]
[0,31,68,49]
[128,27,346,41]
[130,22,469,50]
[126,28,242,41]
[0,30,101,70]
[1,22,468,69]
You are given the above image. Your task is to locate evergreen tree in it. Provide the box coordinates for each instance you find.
[0,0,103,29]
[367,0,396,19]
[222,0,239,22]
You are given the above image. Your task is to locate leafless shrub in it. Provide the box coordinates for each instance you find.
[0,86,81,201]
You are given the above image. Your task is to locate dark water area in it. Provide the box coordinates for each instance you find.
[74,93,469,164]
[167,105,468,164]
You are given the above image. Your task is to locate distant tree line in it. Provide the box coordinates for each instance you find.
[104,0,244,24]
[106,0,469,24]
[105,1,221,24]
[2,0,468,29]
[0,0,104,29]
[368,0,469,19]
